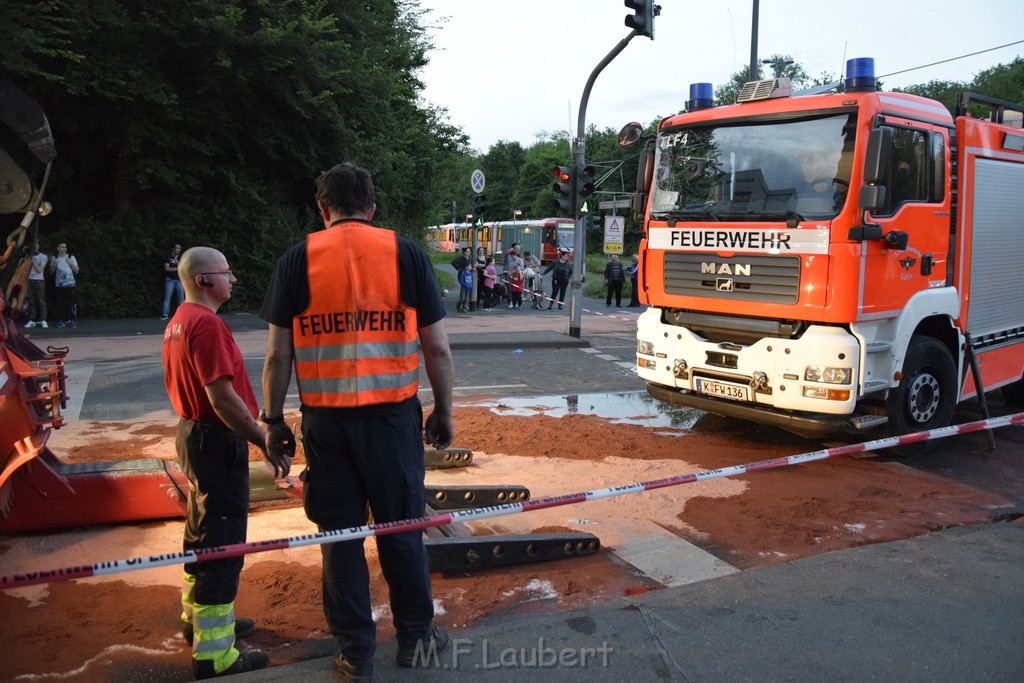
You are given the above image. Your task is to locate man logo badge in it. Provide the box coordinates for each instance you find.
[716,278,734,292]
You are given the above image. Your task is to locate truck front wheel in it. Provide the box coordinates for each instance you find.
[885,335,956,449]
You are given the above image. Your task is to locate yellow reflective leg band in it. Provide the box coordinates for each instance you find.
[181,572,196,626]
[192,602,239,673]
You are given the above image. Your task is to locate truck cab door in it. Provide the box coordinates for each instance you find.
[857,121,950,318]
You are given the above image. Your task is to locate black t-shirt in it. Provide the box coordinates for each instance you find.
[165,255,181,281]
[260,222,446,330]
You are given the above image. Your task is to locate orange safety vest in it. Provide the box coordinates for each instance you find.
[293,223,419,408]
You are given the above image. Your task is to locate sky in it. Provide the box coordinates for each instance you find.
[416,0,1024,152]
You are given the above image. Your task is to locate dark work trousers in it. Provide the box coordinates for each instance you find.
[176,419,250,606]
[629,276,640,306]
[301,399,433,667]
[54,285,76,321]
[551,278,568,305]
[606,279,623,307]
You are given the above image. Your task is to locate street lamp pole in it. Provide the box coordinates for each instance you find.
[749,0,759,80]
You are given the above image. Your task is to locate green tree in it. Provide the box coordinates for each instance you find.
[1,0,466,315]
[970,58,1024,107]
[478,141,527,221]
[513,134,570,219]
[892,59,1023,117]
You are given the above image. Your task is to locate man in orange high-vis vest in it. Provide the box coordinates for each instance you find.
[260,162,454,681]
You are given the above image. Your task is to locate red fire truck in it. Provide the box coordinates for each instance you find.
[624,58,1024,438]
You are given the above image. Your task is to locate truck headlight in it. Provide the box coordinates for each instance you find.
[804,365,851,384]
[637,340,655,356]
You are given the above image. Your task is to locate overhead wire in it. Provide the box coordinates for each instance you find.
[878,39,1024,80]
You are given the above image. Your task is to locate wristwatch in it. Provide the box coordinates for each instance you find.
[258,409,284,425]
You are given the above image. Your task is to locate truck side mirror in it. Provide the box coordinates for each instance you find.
[862,126,892,185]
[618,122,644,149]
[636,148,653,193]
[858,184,887,213]
[632,193,646,223]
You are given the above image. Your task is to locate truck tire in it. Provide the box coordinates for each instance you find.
[885,335,956,452]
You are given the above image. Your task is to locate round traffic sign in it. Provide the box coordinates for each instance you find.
[470,169,486,193]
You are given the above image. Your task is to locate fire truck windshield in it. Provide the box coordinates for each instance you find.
[651,112,857,222]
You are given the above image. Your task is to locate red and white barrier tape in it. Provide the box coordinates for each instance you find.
[2,411,1021,590]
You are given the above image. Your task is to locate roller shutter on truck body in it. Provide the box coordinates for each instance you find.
[963,156,1024,344]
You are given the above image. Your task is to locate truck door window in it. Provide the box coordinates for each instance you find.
[875,126,943,216]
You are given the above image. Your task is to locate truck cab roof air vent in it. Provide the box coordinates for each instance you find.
[737,77,792,103]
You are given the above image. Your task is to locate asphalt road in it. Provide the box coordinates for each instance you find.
[26,290,1023,515]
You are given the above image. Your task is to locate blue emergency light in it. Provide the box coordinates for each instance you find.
[687,82,714,111]
[845,58,877,92]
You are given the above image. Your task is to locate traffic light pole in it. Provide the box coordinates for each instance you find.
[568,30,637,338]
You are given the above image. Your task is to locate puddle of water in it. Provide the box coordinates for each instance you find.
[460,390,704,431]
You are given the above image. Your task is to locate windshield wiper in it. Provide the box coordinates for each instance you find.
[758,211,806,226]
[655,208,722,222]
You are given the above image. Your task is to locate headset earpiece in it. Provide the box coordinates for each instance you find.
[199,276,213,288]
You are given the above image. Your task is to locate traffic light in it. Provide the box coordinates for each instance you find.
[472,193,487,219]
[552,165,573,214]
[578,164,596,210]
[624,0,659,39]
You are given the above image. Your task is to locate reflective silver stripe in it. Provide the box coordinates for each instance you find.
[878,94,954,127]
[193,607,236,654]
[195,609,235,631]
[297,368,419,396]
[193,633,236,654]
[294,340,419,363]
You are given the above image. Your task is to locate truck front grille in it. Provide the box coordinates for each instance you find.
[663,252,800,304]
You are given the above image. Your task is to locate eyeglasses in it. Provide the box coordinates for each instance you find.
[200,270,233,277]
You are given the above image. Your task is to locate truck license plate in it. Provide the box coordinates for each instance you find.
[695,378,750,401]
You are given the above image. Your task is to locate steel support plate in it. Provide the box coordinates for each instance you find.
[426,533,601,574]
[424,447,473,469]
[424,484,529,509]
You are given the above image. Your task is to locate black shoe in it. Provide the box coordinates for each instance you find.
[192,649,269,679]
[335,654,374,682]
[396,624,449,667]
[182,617,256,644]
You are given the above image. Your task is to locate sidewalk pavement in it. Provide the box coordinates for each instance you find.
[243,522,1023,682]
[12,292,640,353]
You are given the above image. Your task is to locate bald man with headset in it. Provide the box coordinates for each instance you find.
[162,246,291,679]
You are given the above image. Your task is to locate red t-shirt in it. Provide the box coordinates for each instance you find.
[162,303,258,425]
[509,270,525,293]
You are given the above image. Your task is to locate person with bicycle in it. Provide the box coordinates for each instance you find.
[542,250,572,310]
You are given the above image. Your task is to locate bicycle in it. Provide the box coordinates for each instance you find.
[529,273,554,310]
